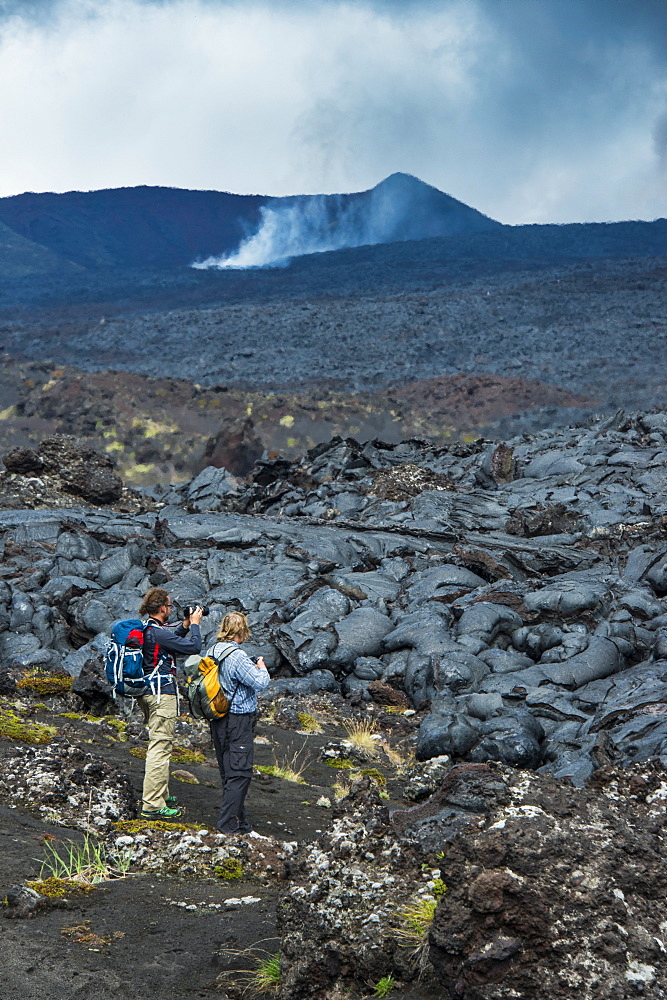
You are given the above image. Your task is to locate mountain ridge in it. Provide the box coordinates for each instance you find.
[0,173,501,271]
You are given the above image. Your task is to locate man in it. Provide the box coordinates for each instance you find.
[137,587,203,820]
[207,612,270,834]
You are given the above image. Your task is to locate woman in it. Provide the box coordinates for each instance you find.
[208,612,270,834]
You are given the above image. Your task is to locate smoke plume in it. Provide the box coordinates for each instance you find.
[194,172,501,269]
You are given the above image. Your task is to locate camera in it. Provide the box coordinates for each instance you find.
[178,601,210,618]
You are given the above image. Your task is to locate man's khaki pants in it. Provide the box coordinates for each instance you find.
[137,693,177,812]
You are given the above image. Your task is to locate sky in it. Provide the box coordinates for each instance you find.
[0,0,665,224]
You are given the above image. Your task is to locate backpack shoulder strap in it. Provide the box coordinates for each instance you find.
[209,642,237,665]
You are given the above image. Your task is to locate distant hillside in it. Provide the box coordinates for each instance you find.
[0,174,501,271]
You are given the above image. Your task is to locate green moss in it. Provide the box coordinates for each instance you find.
[432,878,446,897]
[130,744,208,764]
[103,717,128,733]
[215,858,243,880]
[297,712,323,733]
[59,712,82,720]
[173,773,199,784]
[361,767,387,787]
[0,707,56,744]
[17,674,73,696]
[112,819,206,834]
[171,746,205,764]
[325,758,356,770]
[26,877,95,898]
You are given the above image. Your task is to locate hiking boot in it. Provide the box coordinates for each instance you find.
[140,805,183,821]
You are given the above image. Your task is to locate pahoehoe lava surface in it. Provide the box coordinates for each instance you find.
[2,408,667,996]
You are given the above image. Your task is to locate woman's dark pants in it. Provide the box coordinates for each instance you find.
[210,712,254,833]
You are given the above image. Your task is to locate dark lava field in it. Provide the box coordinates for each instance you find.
[1,178,667,999]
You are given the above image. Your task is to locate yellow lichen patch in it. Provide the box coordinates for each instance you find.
[105,441,124,453]
[17,674,73,696]
[0,707,56,744]
[279,414,294,427]
[26,878,95,898]
[0,405,16,420]
[131,417,178,438]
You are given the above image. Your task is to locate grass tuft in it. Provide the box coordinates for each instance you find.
[373,974,396,998]
[37,834,132,886]
[256,745,310,784]
[252,951,281,993]
[343,718,381,758]
[395,897,438,946]
[296,711,323,733]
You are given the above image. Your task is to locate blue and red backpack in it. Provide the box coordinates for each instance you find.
[105,618,157,698]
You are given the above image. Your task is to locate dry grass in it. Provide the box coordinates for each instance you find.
[380,740,408,769]
[343,718,381,759]
[332,780,353,802]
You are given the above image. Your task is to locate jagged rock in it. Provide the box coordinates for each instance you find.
[2,448,44,475]
[3,884,50,919]
[71,657,114,714]
[0,743,136,829]
[36,435,123,504]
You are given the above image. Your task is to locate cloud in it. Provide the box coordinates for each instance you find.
[0,0,665,223]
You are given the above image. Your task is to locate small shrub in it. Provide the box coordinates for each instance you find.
[215,858,243,879]
[128,746,147,759]
[432,878,446,898]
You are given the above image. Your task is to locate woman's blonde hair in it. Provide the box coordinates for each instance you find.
[217,611,250,643]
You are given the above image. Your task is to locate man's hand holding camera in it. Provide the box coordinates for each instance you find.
[183,605,204,627]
